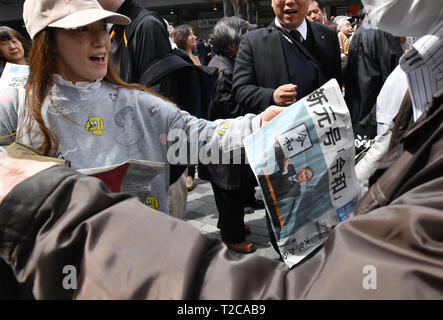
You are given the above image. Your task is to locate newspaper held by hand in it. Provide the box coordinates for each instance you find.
[78,159,164,209]
[244,79,360,268]
[0,62,29,88]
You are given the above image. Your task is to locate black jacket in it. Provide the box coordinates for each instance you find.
[344,24,403,138]
[110,0,216,119]
[233,20,341,114]
[110,0,171,83]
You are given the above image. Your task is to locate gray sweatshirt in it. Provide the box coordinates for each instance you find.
[0,77,261,213]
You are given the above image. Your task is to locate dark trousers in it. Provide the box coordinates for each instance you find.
[243,172,258,207]
[211,182,247,243]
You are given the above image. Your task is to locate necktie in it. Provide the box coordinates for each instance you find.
[289,29,303,43]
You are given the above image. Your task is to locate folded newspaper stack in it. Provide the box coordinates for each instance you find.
[244,79,360,268]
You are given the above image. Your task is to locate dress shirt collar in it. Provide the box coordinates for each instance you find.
[274,17,308,41]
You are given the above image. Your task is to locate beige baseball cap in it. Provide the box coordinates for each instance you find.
[23,0,131,39]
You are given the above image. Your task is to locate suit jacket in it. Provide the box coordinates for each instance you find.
[233,19,341,114]
[258,165,301,202]
[266,165,301,200]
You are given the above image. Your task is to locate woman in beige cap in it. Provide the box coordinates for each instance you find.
[0,0,282,215]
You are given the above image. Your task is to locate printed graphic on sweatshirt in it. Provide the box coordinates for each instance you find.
[114,106,144,157]
[138,91,161,119]
[146,104,158,118]
[217,121,230,136]
[85,116,104,135]
[47,100,80,115]
[109,87,119,102]
[145,196,159,209]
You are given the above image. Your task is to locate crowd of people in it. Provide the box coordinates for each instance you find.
[0,0,442,300]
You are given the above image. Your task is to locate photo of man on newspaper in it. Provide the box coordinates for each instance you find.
[257,131,332,242]
[258,164,314,229]
[259,143,302,197]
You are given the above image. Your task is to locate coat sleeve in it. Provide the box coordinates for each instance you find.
[0,165,290,299]
[166,104,261,165]
[233,34,275,114]
[1,165,443,299]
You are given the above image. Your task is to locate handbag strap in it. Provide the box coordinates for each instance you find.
[138,53,194,87]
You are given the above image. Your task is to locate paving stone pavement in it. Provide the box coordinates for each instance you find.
[185,177,281,261]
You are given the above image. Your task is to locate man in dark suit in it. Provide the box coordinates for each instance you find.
[257,137,317,255]
[261,158,301,201]
[233,0,341,114]
[257,142,314,225]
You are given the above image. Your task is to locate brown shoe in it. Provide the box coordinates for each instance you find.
[223,240,256,254]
